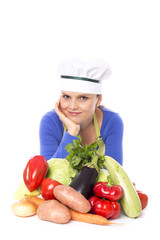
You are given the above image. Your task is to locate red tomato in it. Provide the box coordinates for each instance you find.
[93,199,114,218]
[40,178,62,200]
[137,190,148,210]
[109,201,121,219]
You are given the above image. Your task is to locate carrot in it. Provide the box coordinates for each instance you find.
[25,195,46,209]
[70,209,116,225]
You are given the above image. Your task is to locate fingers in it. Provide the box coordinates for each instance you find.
[55,102,64,120]
[55,100,69,126]
[55,98,80,136]
[55,99,62,115]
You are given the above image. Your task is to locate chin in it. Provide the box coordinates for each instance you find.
[68,117,81,124]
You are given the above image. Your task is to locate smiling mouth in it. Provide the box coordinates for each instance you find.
[68,111,81,116]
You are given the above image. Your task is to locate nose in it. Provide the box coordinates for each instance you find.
[69,99,78,110]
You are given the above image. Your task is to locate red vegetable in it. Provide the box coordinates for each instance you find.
[88,196,99,213]
[93,182,124,201]
[40,178,62,200]
[89,196,121,219]
[137,190,148,210]
[88,196,99,208]
[93,198,114,219]
[23,155,48,192]
[109,201,121,219]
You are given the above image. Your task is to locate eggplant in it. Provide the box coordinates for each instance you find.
[70,166,98,199]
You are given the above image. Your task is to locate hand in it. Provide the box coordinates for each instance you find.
[55,100,80,136]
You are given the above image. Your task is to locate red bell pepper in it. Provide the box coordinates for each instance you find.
[93,182,124,201]
[89,196,121,219]
[88,196,100,213]
[109,201,121,219]
[93,198,114,219]
[23,155,48,192]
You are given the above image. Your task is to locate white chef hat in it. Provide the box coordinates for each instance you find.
[57,59,112,94]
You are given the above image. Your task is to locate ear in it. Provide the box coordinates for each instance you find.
[96,95,102,107]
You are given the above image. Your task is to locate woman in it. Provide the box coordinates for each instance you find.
[39,59,123,165]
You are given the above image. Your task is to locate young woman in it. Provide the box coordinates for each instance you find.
[39,59,124,165]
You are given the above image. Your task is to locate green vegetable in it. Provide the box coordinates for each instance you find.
[96,169,113,186]
[65,137,105,172]
[103,156,142,218]
[46,158,78,185]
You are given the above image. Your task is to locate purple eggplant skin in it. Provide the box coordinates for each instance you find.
[70,166,98,199]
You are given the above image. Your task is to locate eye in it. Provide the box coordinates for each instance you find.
[62,94,70,99]
[80,96,88,100]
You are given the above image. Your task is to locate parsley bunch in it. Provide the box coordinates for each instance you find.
[65,137,105,172]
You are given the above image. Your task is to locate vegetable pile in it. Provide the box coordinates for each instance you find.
[11,139,148,225]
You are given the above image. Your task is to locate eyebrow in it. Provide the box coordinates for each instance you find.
[61,92,90,97]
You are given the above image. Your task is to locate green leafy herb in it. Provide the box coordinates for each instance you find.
[65,136,105,172]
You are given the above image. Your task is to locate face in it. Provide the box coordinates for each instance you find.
[59,91,102,125]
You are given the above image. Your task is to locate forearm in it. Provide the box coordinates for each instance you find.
[40,130,78,160]
[51,131,78,159]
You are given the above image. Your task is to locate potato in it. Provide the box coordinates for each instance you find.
[37,200,71,224]
[54,185,91,213]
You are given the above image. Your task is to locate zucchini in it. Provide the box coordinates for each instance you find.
[103,156,142,218]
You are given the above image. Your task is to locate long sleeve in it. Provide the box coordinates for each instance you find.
[39,110,78,160]
[101,110,124,165]
[39,108,124,165]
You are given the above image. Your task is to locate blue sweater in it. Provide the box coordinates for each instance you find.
[39,108,124,165]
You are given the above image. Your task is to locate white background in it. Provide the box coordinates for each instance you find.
[0,0,159,239]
